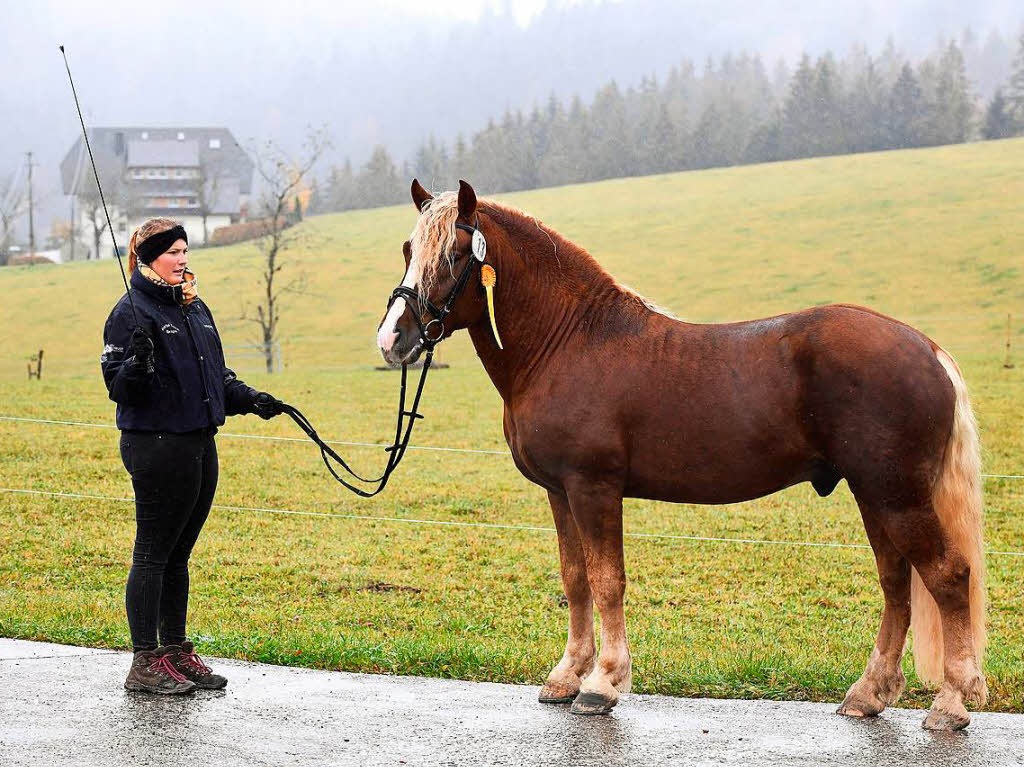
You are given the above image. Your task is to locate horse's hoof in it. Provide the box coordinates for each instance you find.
[836,705,869,718]
[570,691,616,716]
[538,684,578,704]
[923,708,970,732]
[923,684,972,731]
[837,690,884,718]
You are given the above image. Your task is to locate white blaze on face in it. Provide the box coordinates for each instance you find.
[377,260,419,353]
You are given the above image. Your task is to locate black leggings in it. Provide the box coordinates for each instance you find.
[119,429,218,652]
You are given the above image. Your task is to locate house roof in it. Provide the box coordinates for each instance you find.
[127,139,199,168]
[61,127,254,196]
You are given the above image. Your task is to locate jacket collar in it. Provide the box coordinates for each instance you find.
[131,267,190,306]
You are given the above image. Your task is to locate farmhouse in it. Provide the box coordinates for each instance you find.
[60,127,254,261]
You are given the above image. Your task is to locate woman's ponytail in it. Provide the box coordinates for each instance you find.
[127,228,141,274]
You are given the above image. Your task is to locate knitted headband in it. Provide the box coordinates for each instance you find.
[136,225,188,264]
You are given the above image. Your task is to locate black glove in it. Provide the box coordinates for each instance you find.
[130,327,155,373]
[252,391,282,420]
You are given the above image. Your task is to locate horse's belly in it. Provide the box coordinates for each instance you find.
[625,469,810,505]
[623,427,818,504]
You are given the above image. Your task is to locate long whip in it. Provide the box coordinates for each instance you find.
[58,45,137,324]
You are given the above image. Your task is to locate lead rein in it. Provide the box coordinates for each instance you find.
[273,350,434,497]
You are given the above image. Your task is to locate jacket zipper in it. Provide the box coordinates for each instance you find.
[180,305,213,410]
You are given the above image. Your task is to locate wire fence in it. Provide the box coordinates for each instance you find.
[3,486,1023,559]
[4,408,1023,560]
[1,414,1021,476]
[222,343,283,374]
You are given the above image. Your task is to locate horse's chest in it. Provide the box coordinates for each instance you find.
[503,409,562,491]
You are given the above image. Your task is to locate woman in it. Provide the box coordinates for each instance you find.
[101,217,281,694]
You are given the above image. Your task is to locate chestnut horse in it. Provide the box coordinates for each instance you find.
[376,180,987,731]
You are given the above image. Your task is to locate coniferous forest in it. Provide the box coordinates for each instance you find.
[310,33,1024,213]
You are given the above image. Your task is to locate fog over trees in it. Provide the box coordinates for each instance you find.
[2,0,1022,236]
[318,33,1024,210]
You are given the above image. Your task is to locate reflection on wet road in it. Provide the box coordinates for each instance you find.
[1,640,1020,766]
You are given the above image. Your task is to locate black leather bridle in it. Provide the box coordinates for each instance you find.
[274,221,484,497]
[387,222,481,349]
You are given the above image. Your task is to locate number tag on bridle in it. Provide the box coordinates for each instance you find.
[472,229,487,262]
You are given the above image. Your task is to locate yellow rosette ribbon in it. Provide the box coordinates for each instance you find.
[480,264,503,350]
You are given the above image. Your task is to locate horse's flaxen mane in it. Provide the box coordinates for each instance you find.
[479,200,678,319]
[410,189,675,321]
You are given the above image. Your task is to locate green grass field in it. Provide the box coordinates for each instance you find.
[1,139,1022,711]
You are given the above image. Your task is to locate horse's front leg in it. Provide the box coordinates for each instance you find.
[563,479,631,716]
[539,490,595,704]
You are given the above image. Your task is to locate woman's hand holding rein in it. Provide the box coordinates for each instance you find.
[252,391,283,420]
[129,328,155,374]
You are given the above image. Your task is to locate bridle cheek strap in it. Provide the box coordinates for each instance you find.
[388,256,478,350]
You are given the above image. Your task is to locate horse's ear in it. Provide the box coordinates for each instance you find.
[458,180,477,219]
[402,240,412,268]
[411,179,433,212]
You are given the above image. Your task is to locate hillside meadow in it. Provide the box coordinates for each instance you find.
[1,138,1022,710]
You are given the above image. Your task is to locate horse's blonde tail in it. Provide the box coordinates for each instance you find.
[910,348,986,684]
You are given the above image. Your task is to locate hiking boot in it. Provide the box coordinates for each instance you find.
[124,647,197,694]
[166,641,228,690]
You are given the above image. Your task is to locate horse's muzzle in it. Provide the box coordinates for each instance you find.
[379,329,424,367]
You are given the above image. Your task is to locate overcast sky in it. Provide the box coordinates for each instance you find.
[2,0,1020,237]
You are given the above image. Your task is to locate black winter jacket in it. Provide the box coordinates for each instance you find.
[101,268,258,432]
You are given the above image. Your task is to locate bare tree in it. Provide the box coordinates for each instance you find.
[243,129,329,373]
[47,217,73,253]
[78,168,123,260]
[0,171,27,266]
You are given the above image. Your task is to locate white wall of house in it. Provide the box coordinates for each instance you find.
[125,214,229,248]
[72,206,229,261]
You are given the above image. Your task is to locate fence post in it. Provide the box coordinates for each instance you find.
[27,349,43,380]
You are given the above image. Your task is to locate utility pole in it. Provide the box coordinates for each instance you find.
[26,151,35,261]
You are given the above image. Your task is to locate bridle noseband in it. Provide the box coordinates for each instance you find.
[388,222,481,351]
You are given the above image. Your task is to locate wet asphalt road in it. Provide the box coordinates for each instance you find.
[1,639,1021,766]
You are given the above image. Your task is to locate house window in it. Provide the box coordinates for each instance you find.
[141,131,149,140]
[209,138,221,149]
[168,198,179,208]
[177,131,185,140]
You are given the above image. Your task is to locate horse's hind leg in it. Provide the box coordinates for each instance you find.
[539,490,596,704]
[562,479,631,716]
[880,502,987,730]
[838,505,910,717]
